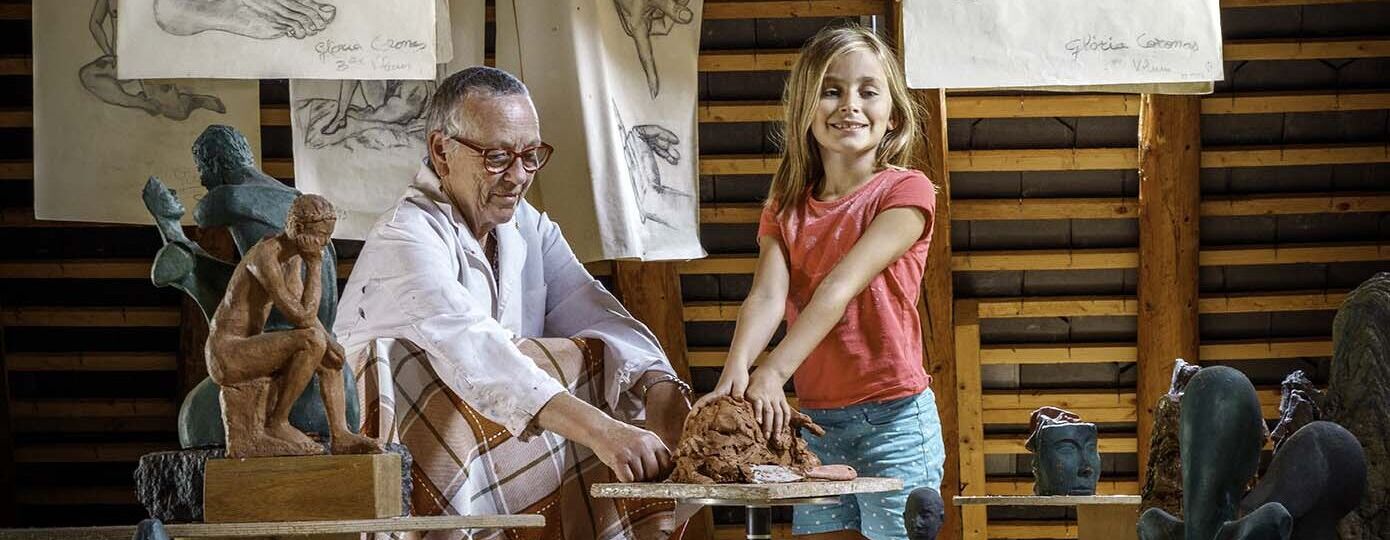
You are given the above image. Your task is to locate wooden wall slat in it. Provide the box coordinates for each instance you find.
[6,352,177,372]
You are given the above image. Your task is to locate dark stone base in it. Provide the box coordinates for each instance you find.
[135,443,413,522]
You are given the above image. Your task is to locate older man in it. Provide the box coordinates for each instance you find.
[336,67,690,538]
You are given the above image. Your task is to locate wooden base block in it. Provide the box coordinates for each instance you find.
[204,453,401,524]
[1077,504,1139,540]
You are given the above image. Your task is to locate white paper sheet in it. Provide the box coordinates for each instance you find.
[289,0,485,240]
[33,0,261,225]
[116,0,437,80]
[497,0,707,263]
[903,0,1224,90]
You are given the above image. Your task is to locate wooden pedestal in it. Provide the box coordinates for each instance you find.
[204,453,402,540]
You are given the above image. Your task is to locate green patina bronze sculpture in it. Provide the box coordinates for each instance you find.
[141,124,358,450]
[1137,366,1293,540]
[1026,406,1100,496]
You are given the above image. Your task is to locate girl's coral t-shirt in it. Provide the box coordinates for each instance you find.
[758,168,937,409]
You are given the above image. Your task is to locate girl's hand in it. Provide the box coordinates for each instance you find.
[692,368,749,410]
[745,368,791,440]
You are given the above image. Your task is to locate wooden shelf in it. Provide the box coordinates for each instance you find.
[10,398,179,419]
[13,442,175,463]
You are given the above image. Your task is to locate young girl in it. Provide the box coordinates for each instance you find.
[695,25,945,540]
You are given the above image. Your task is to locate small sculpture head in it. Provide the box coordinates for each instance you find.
[904,487,945,540]
[285,194,336,254]
[192,125,257,189]
[1028,422,1100,495]
[142,176,186,220]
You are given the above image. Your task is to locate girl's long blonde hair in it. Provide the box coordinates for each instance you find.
[768,25,923,214]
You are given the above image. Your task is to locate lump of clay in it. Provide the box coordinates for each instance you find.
[670,396,827,484]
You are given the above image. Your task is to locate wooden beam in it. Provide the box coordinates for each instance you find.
[1202,143,1390,168]
[5,352,178,372]
[946,94,1141,119]
[954,301,987,540]
[698,49,800,72]
[1201,338,1333,360]
[1225,37,1390,61]
[704,0,886,19]
[1136,94,1201,481]
[1201,90,1390,115]
[1200,242,1390,266]
[10,416,176,434]
[954,198,1138,220]
[1202,192,1390,216]
[980,343,1138,365]
[9,399,178,418]
[0,57,29,77]
[0,260,151,279]
[0,109,29,128]
[0,307,181,327]
[698,101,780,123]
[952,248,1138,271]
[699,154,780,175]
[13,442,175,463]
[0,160,30,181]
[948,148,1138,172]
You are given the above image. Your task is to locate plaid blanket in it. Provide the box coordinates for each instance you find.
[353,337,679,540]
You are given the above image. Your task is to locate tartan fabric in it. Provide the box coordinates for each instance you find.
[353,337,678,540]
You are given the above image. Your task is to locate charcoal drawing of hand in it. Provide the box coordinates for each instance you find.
[154,0,337,40]
[614,0,694,98]
[623,123,689,227]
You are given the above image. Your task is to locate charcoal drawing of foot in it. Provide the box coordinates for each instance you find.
[614,0,694,98]
[154,0,337,40]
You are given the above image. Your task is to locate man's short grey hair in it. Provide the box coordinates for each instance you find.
[425,66,529,138]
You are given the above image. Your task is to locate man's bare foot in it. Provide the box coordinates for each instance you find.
[155,0,337,40]
[266,421,321,452]
[330,430,385,455]
[256,434,324,456]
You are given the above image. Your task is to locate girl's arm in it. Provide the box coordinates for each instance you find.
[745,206,929,436]
[694,234,792,409]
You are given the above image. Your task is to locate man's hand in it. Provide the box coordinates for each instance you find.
[535,392,672,483]
[642,377,691,452]
[592,421,673,483]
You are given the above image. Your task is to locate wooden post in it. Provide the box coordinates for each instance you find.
[892,6,960,538]
[918,88,962,540]
[1136,94,1201,480]
[953,301,986,540]
[612,261,692,382]
[611,260,710,539]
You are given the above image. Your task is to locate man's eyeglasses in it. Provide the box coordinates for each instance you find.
[448,135,554,174]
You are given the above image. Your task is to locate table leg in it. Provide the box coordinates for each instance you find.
[1077,504,1139,540]
[745,505,772,540]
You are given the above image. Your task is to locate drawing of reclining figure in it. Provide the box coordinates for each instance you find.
[154,0,336,40]
[296,80,433,151]
[81,0,225,120]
